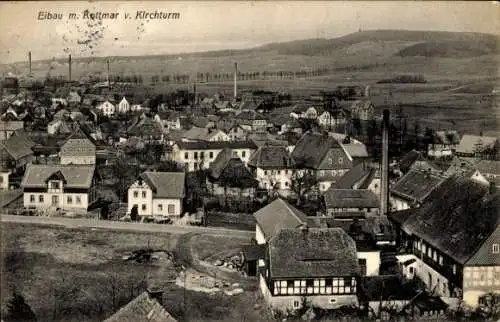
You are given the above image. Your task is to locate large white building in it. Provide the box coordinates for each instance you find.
[171,141,257,172]
[127,171,185,218]
[21,164,98,213]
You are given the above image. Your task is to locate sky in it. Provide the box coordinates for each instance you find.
[0,1,498,64]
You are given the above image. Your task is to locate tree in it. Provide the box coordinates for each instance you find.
[100,203,109,220]
[5,292,37,322]
[290,169,318,206]
[351,117,362,137]
[111,158,141,201]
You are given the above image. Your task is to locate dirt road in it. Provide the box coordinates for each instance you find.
[0,214,253,238]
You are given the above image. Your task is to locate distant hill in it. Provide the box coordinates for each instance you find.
[256,29,499,56]
[2,29,498,81]
[396,39,498,58]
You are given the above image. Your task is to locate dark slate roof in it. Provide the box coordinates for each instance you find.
[253,198,308,241]
[235,110,266,121]
[269,228,359,278]
[291,132,341,169]
[391,169,447,203]
[247,146,294,169]
[0,130,35,160]
[104,291,177,322]
[466,224,500,266]
[333,163,372,189]
[324,189,379,209]
[128,117,163,138]
[175,140,257,150]
[21,164,95,188]
[140,171,185,199]
[399,150,439,174]
[241,244,266,261]
[388,209,415,226]
[402,176,498,264]
[209,148,233,180]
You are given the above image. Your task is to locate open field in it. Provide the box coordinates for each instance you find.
[1,222,270,322]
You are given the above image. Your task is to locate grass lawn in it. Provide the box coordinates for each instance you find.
[1,222,273,322]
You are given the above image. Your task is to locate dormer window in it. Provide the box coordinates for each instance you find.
[493,244,499,254]
[50,181,60,189]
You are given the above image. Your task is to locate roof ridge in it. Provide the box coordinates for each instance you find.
[281,199,307,223]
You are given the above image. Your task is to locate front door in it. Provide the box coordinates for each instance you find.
[51,195,59,207]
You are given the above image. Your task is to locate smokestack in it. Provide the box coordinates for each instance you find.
[28,51,32,75]
[106,59,110,89]
[234,62,238,99]
[193,82,197,105]
[380,109,390,215]
[68,54,72,82]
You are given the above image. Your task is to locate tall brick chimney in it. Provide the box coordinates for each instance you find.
[234,62,238,99]
[380,109,390,215]
[28,51,32,75]
[68,54,72,82]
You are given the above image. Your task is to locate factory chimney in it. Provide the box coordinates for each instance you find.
[28,51,32,75]
[106,59,110,89]
[233,62,238,100]
[193,82,197,105]
[68,54,72,82]
[380,109,390,215]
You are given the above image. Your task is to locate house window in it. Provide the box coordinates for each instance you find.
[184,163,189,170]
[439,256,443,265]
[142,191,146,198]
[209,152,214,159]
[30,194,35,202]
[328,158,333,165]
[158,204,163,211]
[142,204,146,211]
[67,196,73,204]
[359,259,367,276]
[134,191,138,198]
[452,264,457,275]
[242,151,246,158]
[264,170,268,175]
[422,244,427,254]
[168,204,175,214]
[285,170,288,174]
[493,244,500,254]
[433,251,438,262]
[39,195,44,203]
[200,152,205,159]
[338,157,343,164]
[293,300,300,308]
[184,152,189,160]
[76,196,81,204]
[50,181,60,189]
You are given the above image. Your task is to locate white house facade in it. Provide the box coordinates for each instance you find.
[21,164,98,213]
[127,171,185,218]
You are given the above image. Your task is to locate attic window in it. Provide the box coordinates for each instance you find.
[338,157,344,164]
[493,244,500,254]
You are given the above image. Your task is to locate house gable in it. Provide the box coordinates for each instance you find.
[318,147,352,170]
